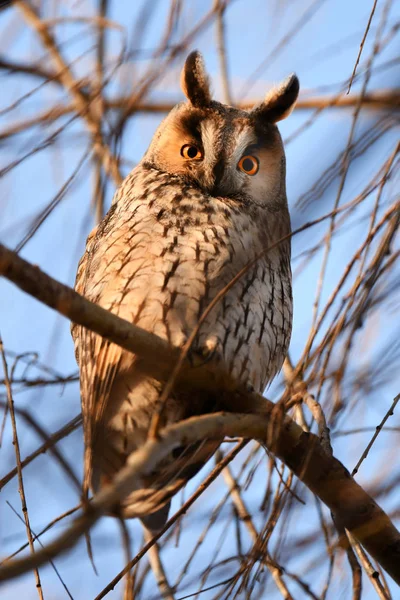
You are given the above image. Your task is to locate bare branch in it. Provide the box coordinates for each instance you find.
[0,410,399,584]
[0,338,43,598]
[15,0,123,185]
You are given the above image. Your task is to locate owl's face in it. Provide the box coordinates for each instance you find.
[144,52,299,209]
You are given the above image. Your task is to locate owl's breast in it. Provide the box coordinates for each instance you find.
[83,169,292,393]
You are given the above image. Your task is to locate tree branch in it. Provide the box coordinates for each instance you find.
[1,92,398,142]
[0,243,236,393]
[15,0,122,186]
[0,243,400,584]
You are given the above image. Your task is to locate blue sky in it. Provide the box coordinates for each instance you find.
[0,0,399,598]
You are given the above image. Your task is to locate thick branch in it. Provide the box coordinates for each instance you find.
[1,92,398,142]
[1,243,400,584]
[105,90,400,114]
[0,243,237,393]
[0,412,399,584]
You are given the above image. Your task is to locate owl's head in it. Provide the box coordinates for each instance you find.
[144,51,299,207]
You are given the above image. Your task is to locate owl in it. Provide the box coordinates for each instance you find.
[72,51,298,531]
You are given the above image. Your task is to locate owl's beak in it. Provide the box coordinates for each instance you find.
[208,183,230,197]
[202,181,230,197]
[204,160,233,196]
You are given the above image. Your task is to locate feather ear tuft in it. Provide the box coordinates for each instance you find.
[180,51,212,108]
[253,74,299,123]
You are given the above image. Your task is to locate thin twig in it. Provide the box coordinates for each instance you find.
[15,0,122,185]
[0,414,81,491]
[214,0,232,105]
[347,0,379,93]
[144,527,176,600]
[6,502,74,600]
[221,457,294,599]
[95,440,246,599]
[352,393,400,476]
[347,531,391,599]
[0,336,44,599]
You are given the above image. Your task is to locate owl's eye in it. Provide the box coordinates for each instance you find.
[238,155,259,175]
[181,144,203,160]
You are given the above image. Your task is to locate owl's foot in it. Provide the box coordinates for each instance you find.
[188,336,220,367]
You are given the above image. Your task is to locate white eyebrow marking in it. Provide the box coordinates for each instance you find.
[230,127,258,163]
[200,120,219,162]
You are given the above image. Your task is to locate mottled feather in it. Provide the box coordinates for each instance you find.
[72,51,298,530]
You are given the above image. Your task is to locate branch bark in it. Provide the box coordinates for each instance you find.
[0,243,236,393]
[1,92,398,143]
[15,0,123,186]
[1,243,400,585]
[105,91,400,113]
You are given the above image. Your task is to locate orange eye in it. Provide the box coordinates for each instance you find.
[181,144,203,160]
[238,155,259,175]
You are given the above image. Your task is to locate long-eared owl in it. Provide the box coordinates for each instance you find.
[72,51,299,531]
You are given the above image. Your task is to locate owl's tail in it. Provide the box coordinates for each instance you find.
[140,502,171,533]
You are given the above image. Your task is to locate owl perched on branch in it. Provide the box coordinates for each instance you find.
[72,51,298,531]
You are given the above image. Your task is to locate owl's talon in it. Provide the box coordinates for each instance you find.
[189,337,220,367]
[202,337,218,359]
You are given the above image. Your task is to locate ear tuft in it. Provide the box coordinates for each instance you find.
[253,74,299,123]
[180,51,212,108]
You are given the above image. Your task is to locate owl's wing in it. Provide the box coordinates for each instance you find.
[78,332,123,493]
[71,223,98,365]
[71,223,124,494]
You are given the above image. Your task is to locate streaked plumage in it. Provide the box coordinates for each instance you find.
[72,51,299,530]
